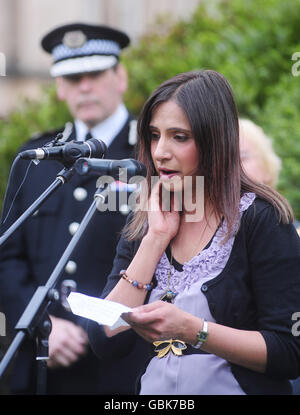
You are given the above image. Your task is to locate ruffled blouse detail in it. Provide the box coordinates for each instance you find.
[154,192,256,294]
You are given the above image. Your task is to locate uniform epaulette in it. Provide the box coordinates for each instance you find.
[29,127,63,142]
[29,122,73,143]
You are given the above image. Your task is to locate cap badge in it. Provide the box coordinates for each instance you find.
[63,30,87,49]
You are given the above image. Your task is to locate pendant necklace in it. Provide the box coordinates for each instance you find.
[159,250,177,302]
[159,220,210,303]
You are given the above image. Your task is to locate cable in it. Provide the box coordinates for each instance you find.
[0,155,34,231]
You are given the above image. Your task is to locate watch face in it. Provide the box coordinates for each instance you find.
[198,331,208,342]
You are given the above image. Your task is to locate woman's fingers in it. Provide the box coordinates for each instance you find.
[122,300,182,343]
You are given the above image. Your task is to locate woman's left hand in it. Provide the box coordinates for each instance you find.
[122,300,192,343]
[122,301,268,374]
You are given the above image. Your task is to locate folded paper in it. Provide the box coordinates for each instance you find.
[67,292,132,329]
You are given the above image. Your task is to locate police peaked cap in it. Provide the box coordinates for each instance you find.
[41,23,130,77]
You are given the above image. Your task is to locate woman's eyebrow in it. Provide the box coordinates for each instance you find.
[149,125,191,134]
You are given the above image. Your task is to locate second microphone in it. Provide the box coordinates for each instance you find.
[74,158,147,182]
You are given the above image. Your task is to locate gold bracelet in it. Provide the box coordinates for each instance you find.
[120,270,153,291]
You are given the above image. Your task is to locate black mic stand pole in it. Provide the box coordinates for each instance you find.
[0,167,75,247]
[0,184,109,394]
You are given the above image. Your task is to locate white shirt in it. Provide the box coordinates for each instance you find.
[74,103,129,147]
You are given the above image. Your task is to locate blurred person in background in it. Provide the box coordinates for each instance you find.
[0,22,147,394]
[239,118,282,189]
[239,118,300,235]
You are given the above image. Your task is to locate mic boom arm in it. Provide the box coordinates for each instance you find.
[0,183,110,394]
[0,167,75,248]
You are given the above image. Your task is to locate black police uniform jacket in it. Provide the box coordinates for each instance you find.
[0,116,148,394]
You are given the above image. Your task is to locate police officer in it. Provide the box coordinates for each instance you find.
[0,23,147,394]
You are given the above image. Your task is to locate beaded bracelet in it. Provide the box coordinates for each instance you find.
[120,270,153,292]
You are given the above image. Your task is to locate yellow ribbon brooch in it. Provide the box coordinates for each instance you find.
[153,339,187,358]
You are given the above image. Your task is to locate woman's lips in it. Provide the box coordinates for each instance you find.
[158,168,180,180]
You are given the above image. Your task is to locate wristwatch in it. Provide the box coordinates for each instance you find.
[192,319,208,349]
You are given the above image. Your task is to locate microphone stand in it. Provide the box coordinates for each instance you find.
[0,184,109,394]
[0,166,75,247]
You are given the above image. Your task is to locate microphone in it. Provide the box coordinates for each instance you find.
[19,138,107,164]
[74,158,147,181]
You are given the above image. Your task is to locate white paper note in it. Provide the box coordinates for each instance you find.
[67,292,132,329]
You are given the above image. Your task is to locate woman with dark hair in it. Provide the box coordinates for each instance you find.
[88,70,300,394]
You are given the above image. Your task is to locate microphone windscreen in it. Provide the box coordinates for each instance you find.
[88,138,107,159]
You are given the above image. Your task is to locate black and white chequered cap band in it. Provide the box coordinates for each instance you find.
[52,39,121,62]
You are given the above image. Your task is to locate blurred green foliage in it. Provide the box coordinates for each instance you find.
[0,0,300,217]
[123,0,300,218]
[0,85,72,210]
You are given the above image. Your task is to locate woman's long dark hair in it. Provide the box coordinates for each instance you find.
[124,70,293,240]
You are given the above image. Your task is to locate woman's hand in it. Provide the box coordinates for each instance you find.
[146,180,180,247]
[122,300,192,344]
[122,301,267,374]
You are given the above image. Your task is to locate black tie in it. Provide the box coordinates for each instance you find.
[85,131,93,141]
